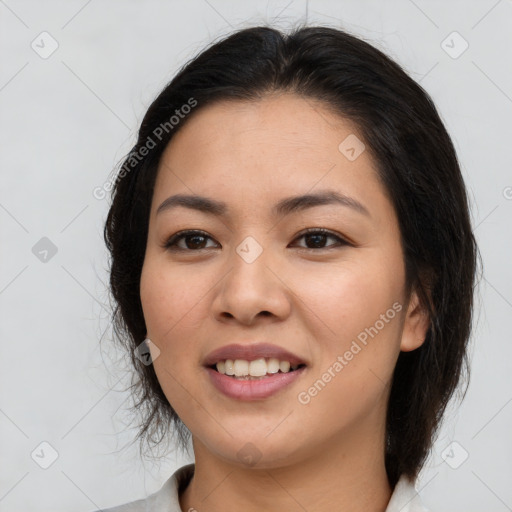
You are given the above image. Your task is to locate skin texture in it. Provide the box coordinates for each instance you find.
[139,93,430,512]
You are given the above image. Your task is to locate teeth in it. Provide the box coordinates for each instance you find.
[267,358,280,374]
[279,361,290,373]
[215,358,302,377]
[224,359,235,375]
[234,359,249,377]
[249,358,267,377]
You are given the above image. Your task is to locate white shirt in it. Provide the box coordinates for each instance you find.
[97,463,430,512]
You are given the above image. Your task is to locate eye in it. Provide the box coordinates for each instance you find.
[163,230,219,251]
[290,228,350,250]
[163,228,351,252]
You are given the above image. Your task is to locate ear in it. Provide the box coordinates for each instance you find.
[400,289,431,352]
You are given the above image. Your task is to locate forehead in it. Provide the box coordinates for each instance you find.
[161,93,362,166]
[152,94,391,223]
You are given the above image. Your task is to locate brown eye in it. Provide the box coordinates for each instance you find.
[164,230,219,251]
[163,228,350,252]
[291,229,350,250]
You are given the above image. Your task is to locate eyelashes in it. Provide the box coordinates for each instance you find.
[164,230,218,251]
[163,228,351,252]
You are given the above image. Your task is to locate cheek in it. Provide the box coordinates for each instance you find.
[292,256,403,338]
[290,255,405,398]
[140,259,205,337]
[291,265,404,434]
[139,260,209,418]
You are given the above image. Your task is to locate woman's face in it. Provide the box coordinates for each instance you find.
[140,93,427,468]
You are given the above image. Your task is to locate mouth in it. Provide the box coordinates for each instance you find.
[208,358,307,380]
[203,343,309,400]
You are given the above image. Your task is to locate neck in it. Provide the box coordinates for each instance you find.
[179,425,392,512]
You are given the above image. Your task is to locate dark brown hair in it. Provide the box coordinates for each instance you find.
[103,24,479,487]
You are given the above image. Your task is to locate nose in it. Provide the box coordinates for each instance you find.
[211,242,292,326]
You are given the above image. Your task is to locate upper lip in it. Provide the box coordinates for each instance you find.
[203,343,307,367]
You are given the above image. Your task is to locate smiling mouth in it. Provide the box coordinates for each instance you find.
[208,358,307,380]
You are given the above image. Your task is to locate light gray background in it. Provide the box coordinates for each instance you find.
[1,1,511,511]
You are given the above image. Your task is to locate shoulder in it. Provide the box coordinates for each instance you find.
[90,463,195,512]
[386,474,431,512]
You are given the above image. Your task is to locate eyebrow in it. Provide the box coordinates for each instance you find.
[156,190,370,218]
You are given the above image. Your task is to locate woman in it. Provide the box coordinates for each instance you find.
[98,24,478,512]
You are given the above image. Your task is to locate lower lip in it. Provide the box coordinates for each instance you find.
[206,367,306,401]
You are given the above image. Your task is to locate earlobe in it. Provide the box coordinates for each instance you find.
[400,290,431,352]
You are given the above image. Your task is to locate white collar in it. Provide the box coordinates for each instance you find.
[385,474,430,511]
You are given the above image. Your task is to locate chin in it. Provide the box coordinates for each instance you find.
[194,427,310,470]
